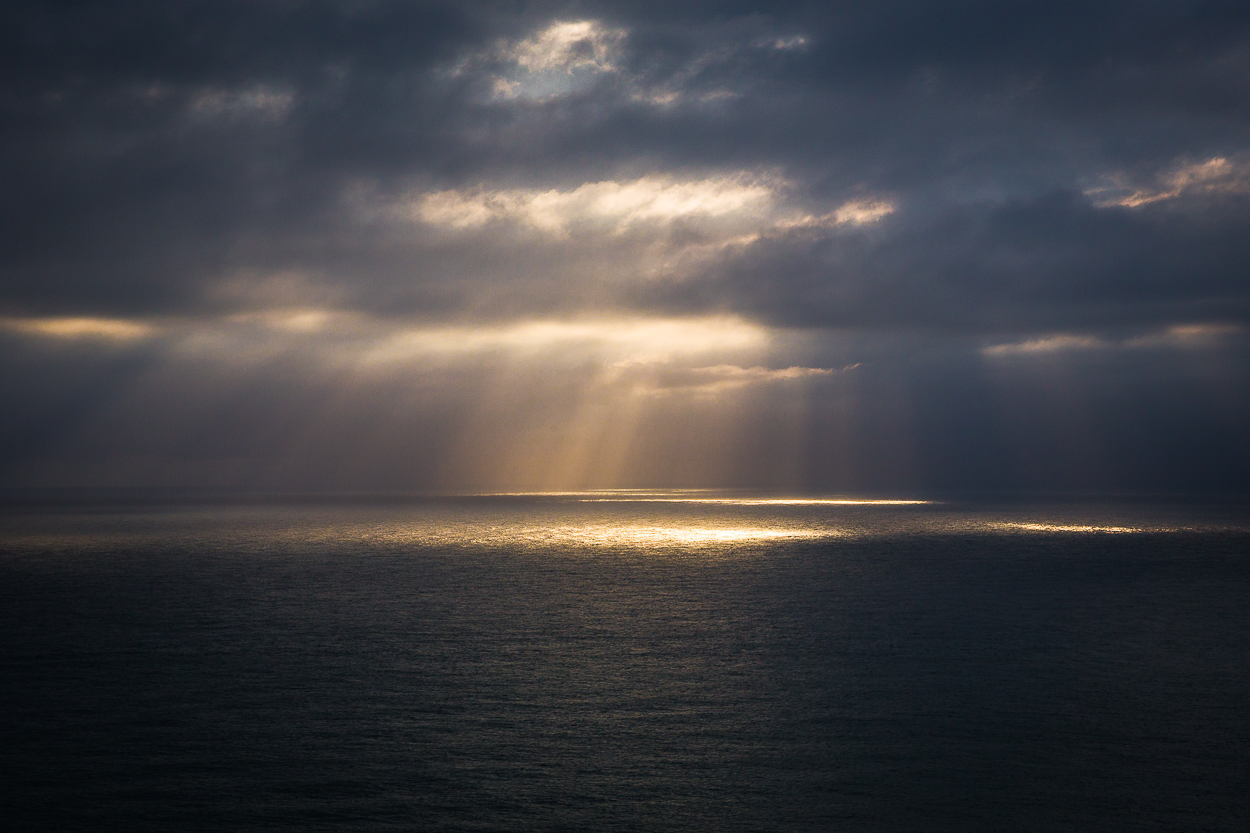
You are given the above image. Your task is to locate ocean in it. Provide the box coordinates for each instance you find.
[2,493,1248,831]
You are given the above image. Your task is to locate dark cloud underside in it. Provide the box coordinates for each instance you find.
[2,1,1248,491]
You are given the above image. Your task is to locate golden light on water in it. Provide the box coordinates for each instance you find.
[7,490,1222,559]
[575,498,931,505]
[0,517,826,553]
[504,524,829,547]
[7,505,1242,559]
[484,490,932,506]
[359,491,935,550]
[995,522,1145,534]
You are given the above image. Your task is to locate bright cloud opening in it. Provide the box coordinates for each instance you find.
[484,20,627,100]
[413,174,777,234]
[411,175,894,243]
[363,316,770,364]
[1,316,155,340]
[504,20,625,74]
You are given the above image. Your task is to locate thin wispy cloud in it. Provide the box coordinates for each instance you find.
[411,174,776,234]
[1,316,155,341]
[1087,155,1250,208]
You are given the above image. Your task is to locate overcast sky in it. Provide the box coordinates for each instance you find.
[2,0,1249,493]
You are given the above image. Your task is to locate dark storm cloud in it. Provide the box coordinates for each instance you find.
[2,1,1249,491]
[3,0,1249,322]
[0,0,478,315]
[647,189,1250,330]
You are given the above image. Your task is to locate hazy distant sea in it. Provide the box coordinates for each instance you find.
[2,493,1248,832]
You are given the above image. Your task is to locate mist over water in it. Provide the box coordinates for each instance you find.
[2,495,1248,831]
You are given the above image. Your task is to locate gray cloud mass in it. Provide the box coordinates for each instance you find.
[2,1,1249,492]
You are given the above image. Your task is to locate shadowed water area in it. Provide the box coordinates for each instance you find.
[2,494,1248,831]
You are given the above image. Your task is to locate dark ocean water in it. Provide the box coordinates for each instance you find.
[2,494,1248,832]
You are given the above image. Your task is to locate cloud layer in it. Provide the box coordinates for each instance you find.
[2,1,1249,492]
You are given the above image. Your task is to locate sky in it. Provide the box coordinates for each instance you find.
[2,0,1249,494]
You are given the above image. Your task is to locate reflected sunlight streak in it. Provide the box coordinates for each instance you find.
[994,522,1144,534]
[510,524,829,547]
[576,498,931,505]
